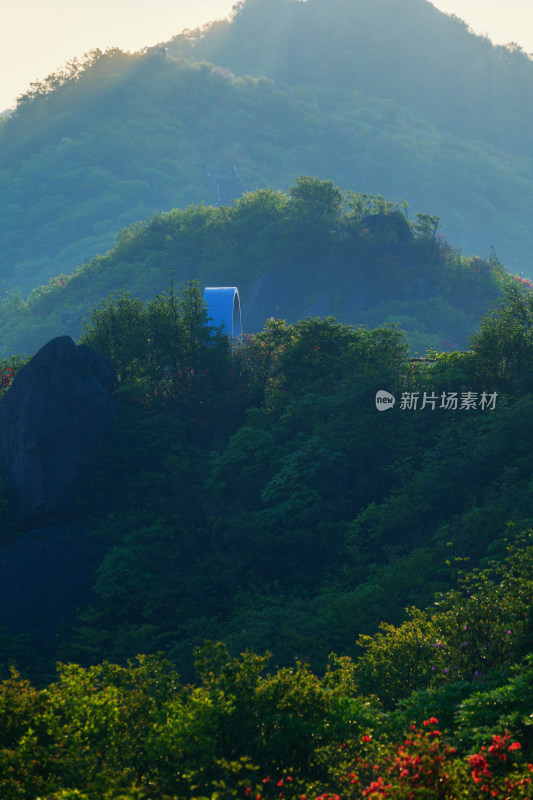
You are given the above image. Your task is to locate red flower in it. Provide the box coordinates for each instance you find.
[362,776,393,797]
[362,735,372,742]
[469,752,492,784]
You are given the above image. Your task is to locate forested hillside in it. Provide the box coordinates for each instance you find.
[0,178,522,358]
[171,0,533,155]
[0,282,531,797]
[0,1,532,794]
[1,0,533,299]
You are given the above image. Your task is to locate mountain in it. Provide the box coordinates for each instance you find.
[1,0,533,300]
[0,7,532,789]
[0,179,519,359]
[170,0,533,156]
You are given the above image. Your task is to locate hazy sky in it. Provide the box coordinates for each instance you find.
[1,0,532,111]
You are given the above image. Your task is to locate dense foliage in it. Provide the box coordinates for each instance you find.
[0,546,530,797]
[0,178,518,359]
[0,282,532,796]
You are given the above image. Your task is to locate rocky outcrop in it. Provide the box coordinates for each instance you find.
[361,211,413,244]
[0,336,116,527]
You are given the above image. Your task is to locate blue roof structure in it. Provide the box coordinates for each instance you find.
[203,287,242,338]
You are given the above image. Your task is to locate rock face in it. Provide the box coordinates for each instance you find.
[0,336,116,526]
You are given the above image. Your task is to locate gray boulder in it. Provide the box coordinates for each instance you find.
[0,336,116,526]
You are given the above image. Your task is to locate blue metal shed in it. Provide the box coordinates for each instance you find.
[203,287,242,338]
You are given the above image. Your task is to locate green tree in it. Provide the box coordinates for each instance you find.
[289,176,343,217]
[414,213,441,240]
[470,284,533,391]
[80,290,148,383]
[80,280,230,395]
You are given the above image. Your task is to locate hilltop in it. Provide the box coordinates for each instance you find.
[0,178,521,358]
[170,0,533,156]
[1,0,533,300]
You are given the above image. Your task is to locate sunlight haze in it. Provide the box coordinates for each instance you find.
[431,0,533,50]
[0,0,532,111]
[0,1,236,111]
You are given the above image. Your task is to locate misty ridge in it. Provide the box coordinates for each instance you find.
[1,0,533,357]
[1,0,533,293]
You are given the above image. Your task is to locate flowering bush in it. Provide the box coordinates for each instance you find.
[0,355,28,401]
[243,722,531,800]
[0,650,531,800]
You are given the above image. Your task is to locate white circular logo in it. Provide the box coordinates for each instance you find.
[375,390,396,411]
